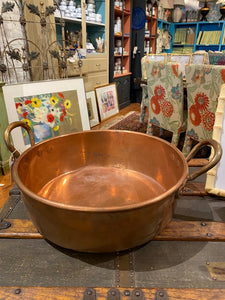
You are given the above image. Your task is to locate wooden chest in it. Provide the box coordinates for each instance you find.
[0,164,225,299]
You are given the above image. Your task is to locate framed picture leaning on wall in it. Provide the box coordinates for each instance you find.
[94,82,119,122]
[2,78,90,154]
[85,91,100,127]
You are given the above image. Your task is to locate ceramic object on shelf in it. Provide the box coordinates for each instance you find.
[64,9,71,17]
[132,7,146,30]
[173,6,183,22]
[220,5,225,20]
[68,1,76,12]
[59,0,67,11]
[200,0,210,21]
[95,13,102,23]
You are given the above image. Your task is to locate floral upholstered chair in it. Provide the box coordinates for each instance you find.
[145,61,185,146]
[139,56,148,124]
[182,64,225,156]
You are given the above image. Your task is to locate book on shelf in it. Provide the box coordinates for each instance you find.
[196,31,202,44]
[186,32,195,45]
[174,27,195,45]
[198,31,221,45]
[174,28,187,45]
[223,31,225,44]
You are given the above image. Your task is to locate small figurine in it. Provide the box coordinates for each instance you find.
[96,37,104,53]
[164,9,170,21]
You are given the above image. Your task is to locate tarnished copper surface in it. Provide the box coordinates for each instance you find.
[4,122,222,253]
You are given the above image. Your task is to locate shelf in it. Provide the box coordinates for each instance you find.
[196,44,220,46]
[145,36,157,40]
[114,34,130,38]
[114,54,129,57]
[169,20,225,53]
[158,19,170,25]
[55,15,105,27]
[114,7,130,16]
[110,0,131,109]
[146,15,157,21]
[113,72,132,78]
[144,3,158,55]
[55,0,109,92]
[173,44,194,47]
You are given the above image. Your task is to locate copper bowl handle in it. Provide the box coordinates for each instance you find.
[186,139,222,182]
[4,121,35,159]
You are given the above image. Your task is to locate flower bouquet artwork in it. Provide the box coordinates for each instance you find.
[14,90,82,145]
[94,83,119,122]
[3,78,90,153]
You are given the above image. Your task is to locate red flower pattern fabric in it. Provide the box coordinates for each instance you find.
[189,105,201,126]
[161,100,174,117]
[144,61,185,146]
[194,93,209,111]
[183,64,225,156]
[154,86,165,100]
[202,110,215,132]
[150,96,160,114]
[172,64,179,77]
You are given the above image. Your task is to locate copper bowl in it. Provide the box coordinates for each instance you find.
[4,122,222,253]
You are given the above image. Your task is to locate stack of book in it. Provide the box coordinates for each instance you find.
[197,30,221,45]
[173,27,195,45]
[173,28,187,45]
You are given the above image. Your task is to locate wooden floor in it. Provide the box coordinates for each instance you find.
[0,103,141,209]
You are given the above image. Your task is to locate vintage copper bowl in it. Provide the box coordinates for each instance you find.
[4,122,222,253]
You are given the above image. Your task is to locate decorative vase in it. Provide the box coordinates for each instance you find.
[173,6,183,22]
[220,5,225,20]
[200,1,210,21]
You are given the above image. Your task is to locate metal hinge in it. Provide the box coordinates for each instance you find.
[131,289,145,299]
[155,289,169,300]
[83,288,96,300]
[107,288,145,299]
[0,185,21,230]
[107,288,120,300]
[0,220,11,230]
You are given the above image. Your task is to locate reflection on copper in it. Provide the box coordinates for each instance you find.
[111,186,116,197]
[62,178,67,186]
[156,170,163,185]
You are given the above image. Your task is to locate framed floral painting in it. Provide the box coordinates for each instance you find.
[3,78,90,154]
[85,91,99,127]
[94,83,119,122]
[206,83,225,197]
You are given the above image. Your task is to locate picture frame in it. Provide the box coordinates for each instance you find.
[146,53,167,63]
[191,53,206,65]
[2,78,90,154]
[205,83,225,196]
[170,54,191,77]
[94,83,119,122]
[85,91,100,127]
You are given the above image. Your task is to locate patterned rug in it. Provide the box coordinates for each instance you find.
[107,111,148,133]
[103,111,209,156]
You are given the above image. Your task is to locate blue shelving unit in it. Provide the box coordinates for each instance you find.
[157,19,172,53]
[158,20,225,53]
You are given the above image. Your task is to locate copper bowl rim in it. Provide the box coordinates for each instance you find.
[13,130,189,213]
